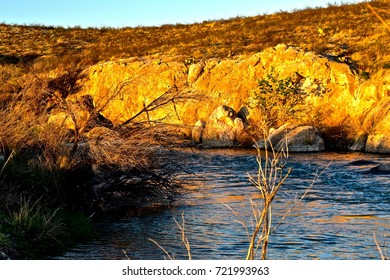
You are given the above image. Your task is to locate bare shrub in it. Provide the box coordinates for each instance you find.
[245,144,291,260]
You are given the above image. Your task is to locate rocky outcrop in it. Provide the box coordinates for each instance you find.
[47,44,390,152]
[69,44,360,130]
[365,135,390,153]
[258,125,325,152]
[192,105,252,147]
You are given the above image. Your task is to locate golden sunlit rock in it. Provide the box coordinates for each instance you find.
[46,44,389,151]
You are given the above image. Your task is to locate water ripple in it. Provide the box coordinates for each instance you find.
[55,150,390,260]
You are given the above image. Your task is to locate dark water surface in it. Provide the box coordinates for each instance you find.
[56,149,390,260]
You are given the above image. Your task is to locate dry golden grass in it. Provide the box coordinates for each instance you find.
[0,65,183,217]
[0,1,389,73]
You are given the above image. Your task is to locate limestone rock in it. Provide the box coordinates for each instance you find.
[193,105,252,147]
[369,162,390,174]
[349,133,368,152]
[365,134,390,153]
[202,105,237,147]
[73,44,361,130]
[46,44,390,153]
[232,117,254,147]
[188,61,205,84]
[280,126,325,152]
[377,162,390,172]
[363,97,390,153]
[257,124,297,149]
[258,125,325,152]
[191,120,205,144]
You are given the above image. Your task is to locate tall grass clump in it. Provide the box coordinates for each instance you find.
[0,74,79,207]
[5,198,65,258]
[0,68,182,212]
[0,198,96,259]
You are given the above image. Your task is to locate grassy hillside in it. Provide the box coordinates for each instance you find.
[1,1,389,73]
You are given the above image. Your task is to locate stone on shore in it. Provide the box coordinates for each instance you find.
[191,120,205,144]
[192,105,252,147]
[365,134,390,153]
[257,125,325,152]
[362,98,390,154]
[369,162,390,174]
[349,133,368,152]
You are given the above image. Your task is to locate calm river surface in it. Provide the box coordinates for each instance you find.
[56,149,390,260]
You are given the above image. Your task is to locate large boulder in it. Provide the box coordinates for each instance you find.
[191,120,205,143]
[369,162,390,174]
[365,135,390,153]
[282,126,325,152]
[201,105,237,147]
[192,105,252,147]
[257,124,297,150]
[361,98,390,153]
[258,125,325,152]
[349,133,368,152]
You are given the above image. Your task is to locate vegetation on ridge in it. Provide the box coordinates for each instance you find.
[0,1,389,73]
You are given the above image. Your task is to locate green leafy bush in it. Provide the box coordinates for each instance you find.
[248,73,307,129]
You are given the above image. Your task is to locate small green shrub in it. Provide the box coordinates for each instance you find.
[383,62,390,69]
[360,71,370,80]
[247,73,307,129]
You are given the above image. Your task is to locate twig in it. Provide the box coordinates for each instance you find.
[122,249,131,260]
[120,86,180,126]
[224,203,251,242]
[148,238,174,260]
[174,212,192,260]
[367,3,390,33]
[271,161,331,233]
[373,233,387,260]
[0,149,15,177]
[245,142,291,260]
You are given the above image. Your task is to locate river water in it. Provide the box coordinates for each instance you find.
[55,149,390,260]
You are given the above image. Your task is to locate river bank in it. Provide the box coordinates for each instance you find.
[0,123,184,259]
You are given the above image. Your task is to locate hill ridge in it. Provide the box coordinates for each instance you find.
[1,1,389,74]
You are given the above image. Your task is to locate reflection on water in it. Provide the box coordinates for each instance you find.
[56,149,390,260]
